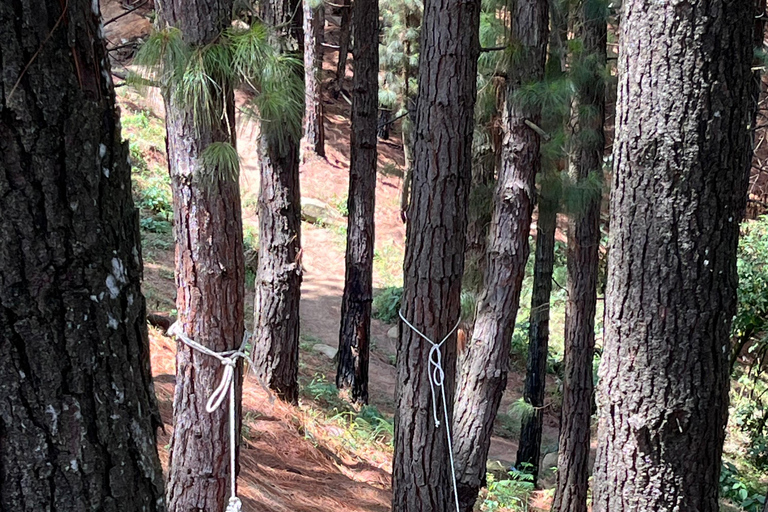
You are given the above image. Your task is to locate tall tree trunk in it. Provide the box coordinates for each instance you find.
[592,2,756,511]
[0,1,165,509]
[515,187,557,485]
[334,0,352,87]
[252,0,304,404]
[302,0,325,158]
[551,3,605,511]
[391,0,481,510]
[452,1,548,509]
[158,2,246,511]
[336,0,378,404]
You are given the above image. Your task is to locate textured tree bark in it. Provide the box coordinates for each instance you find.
[336,0,378,404]
[334,0,352,87]
[157,2,246,512]
[252,0,304,405]
[592,2,757,511]
[515,191,557,486]
[0,1,165,510]
[302,0,325,158]
[551,4,605,511]
[391,0,481,510]
[451,1,548,509]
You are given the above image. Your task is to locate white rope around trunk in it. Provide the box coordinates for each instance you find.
[168,321,273,512]
[398,310,462,512]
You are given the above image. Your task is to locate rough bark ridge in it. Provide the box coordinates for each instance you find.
[252,0,304,404]
[302,0,325,157]
[593,2,756,511]
[336,0,379,404]
[451,0,548,509]
[551,3,605,511]
[515,191,557,485]
[158,2,246,511]
[391,0,481,509]
[0,1,165,509]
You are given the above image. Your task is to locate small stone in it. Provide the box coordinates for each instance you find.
[387,326,398,339]
[311,343,337,360]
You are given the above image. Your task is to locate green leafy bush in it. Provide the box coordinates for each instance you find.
[482,466,535,512]
[720,461,766,512]
[372,286,403,324]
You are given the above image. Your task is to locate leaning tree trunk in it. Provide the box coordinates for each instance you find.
[551,4,605,511]
[336,0,379,404]
[592,2,757,511]
[158,2,246,512]
[334,0,352,87]
[302,0,325,158]
[452,0,548,509]
[252,0,304,404]
[0,1,165,509]
[391,0,481,510]
[515,186,557,486]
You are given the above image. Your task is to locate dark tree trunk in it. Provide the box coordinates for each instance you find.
[515,190,557,485]
[451,1,548,509]
[158,2,246,511]
[551,4,605,511]
[592,2,757,511]
[391,0,481,510]
[0,1,165,510]
[302,0,325,158]
[336,0,378,404]
[252,0,304,405]
[334,0,352,87]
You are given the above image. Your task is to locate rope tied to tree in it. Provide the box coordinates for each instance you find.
[168,322,273,512]
[398,310,462,512]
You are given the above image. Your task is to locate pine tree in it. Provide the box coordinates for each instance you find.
[592,1,757,510]
[334,0,352,87]
[302,0,325,157]
[0,0,165,508]
[252,0,305,404]
[452,0,548,508]
[391,0,481,508]
[336,0,379,404]
[551,1,607,510]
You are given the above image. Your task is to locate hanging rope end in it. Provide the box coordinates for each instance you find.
[226,496,242,512]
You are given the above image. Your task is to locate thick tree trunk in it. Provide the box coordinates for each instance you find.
[451,1,548,509]
[515,190,557,485]
[334,0,352,87]
[391,0,481,510]
[592,2,756,511]
[551,4,605,511]
[302,0,325,158]
[252,0,304,404]
[158,2,246,512]
[0,1,165,510]
[336,0,378,404]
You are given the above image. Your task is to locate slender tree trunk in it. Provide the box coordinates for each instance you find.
[515,189,557,485]
[592,2,757,511]
[302,0,325,158]
[452,1,548,509]
[252,0,304,404]
[0,1,165,509]
[391,0,481,510]
[336,0,378,404]
[157,3,246,511]
[334,0,352,87]
[551,4,605,511]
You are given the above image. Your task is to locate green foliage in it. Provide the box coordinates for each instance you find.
[134,175,173,218]
[482,466,535,512]
[200,141,240,183]
[733,216,768,349]
[372,286,403,324]
[720,462,766,512]
[329,194,349,217]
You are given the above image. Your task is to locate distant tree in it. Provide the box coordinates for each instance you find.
[252,0,305,404]
[336,0,379,404]
[302,0,325,157]
[0,0,165,509]
[334,0,352,88]
[151,0,246,509]
[593,1,757,511]
[551,1,606,510]
[452,0,548,508]
[391,0,481,509]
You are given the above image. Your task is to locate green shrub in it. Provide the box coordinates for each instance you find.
[482,466,535,512]
[372,286,403,324]
[720,461,765,512]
